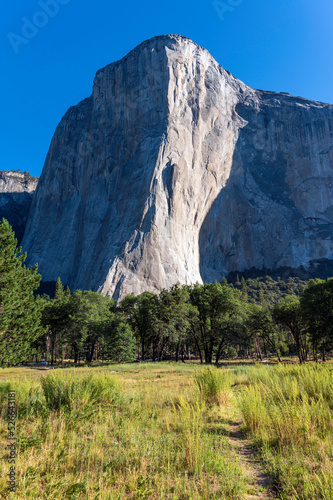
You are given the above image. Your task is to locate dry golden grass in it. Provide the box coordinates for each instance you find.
[0,363,245,499]
[1,361,333,499]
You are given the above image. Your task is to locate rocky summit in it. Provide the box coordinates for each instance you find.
[0,171,38,244]
[22,35,333,299]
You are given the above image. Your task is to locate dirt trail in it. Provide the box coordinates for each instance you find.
[228,420,274,499]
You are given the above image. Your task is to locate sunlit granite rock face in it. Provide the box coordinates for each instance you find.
[0,171,38,243]
[22,35,333,299]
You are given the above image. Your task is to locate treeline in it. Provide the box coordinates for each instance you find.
[0,169,39,182]
[1,218,333,366]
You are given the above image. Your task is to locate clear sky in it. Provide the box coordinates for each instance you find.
[2,0,333,177]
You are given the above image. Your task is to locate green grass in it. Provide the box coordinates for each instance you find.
[1,362,333,498]
[40,371,119,413]
[238,363,333,499]
[0,364,245,499]
[194,367,232,405]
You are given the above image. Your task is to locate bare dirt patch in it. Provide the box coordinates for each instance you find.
[228,420,274,499]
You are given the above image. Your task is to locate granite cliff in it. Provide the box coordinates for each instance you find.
[22,35,333,299]
[0,171,38,243]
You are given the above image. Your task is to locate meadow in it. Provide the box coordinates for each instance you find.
[0,361,332,499]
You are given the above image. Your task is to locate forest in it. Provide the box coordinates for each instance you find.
[1,217,333,367]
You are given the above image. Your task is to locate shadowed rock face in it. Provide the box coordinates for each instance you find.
[22,35,333,299]
[0,172,38,244]
[200,94,333,281]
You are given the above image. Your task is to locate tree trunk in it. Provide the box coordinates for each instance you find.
[263,337,267,357]
[215,339,225,365]
[152,338,158,362]
[86,341,95,363]
[302,344,308,361]
[193,337,203,363]
[187,344,191,361]
[204,346,209,364]
[175,343,180,362]
[295,338,303,364]
[314,347,318,362]
[276,349,282,363]
[141,339,145,361]
[255,335,263,361]
[158,341,166,361]
[51,340,55,365]
[264,334,281,363]
[269,339,281,363]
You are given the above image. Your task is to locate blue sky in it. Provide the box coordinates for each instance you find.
[2,0,333,177]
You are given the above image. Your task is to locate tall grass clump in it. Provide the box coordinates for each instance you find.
[194,367,232,405]
[171,394,244,498]
[41,371,119,413]
[238,363,333,499]
[175,396,203,473]
[0,378,45,418]
[0,364,248,499]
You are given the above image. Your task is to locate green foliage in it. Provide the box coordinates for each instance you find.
[188,282,245,363]
[274,295,308,363]
[66,289,112,363]
[0,169,39,182]
[3,219,332,367]
[41,284,118,364]
[158,284,195,361]
[247,305,282,361]
[233,275,307,306]
[120,291,160,360]
[41,277,73,364]
[36,275,333,366]
[0,218,45,365]
[300,278,333,356]
[102,321,136,363]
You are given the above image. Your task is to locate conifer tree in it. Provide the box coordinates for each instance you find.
[0,219,44,365]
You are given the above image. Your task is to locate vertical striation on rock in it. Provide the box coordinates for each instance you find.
[0,171,38,243]
[200,92,333,281]
[22,35,333,298]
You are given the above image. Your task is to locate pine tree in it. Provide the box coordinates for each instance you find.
[102,321,136,363]
[241,276,248,301]
[0,219,45,365]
